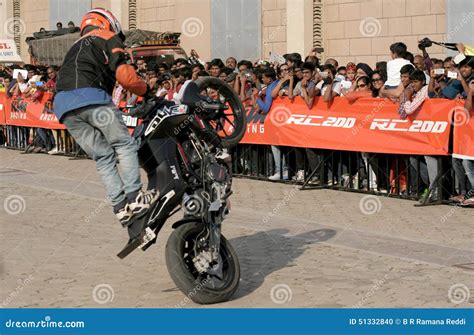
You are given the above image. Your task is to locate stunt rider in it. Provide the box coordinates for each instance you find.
[53,8,158,227]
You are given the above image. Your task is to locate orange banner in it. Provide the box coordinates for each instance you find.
[0,91,5,125]
[0,91,65,129]
[452,105,474,160]
[241,96,457,155]
[1,92,470,156]
[0,92,140,133]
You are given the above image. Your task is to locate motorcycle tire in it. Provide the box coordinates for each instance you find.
[165,221,240,304]
[194,77,246,148]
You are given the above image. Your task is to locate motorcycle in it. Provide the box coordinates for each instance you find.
[117,77,246,304]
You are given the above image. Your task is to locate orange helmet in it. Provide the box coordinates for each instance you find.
[80,8,123,37]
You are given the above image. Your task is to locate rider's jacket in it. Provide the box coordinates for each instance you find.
[53,28,147,121]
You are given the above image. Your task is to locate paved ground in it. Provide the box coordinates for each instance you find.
[0,149,472,308]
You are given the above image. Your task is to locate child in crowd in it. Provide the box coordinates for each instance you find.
[384,42,412,91]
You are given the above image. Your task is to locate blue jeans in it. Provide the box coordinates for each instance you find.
[271,145,287,173]
[36,128,55,151]
[409,156,438,189]
[62,104,142,206]
[463,159,474,194]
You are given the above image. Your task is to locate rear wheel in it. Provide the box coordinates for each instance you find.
[195,77,246,148]
[165,221,240,304]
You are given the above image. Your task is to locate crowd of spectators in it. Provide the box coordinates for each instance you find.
[0,39,473,205]
[0,63,59,153]
[35,21,80,37]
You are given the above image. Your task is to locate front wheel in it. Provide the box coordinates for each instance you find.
[165,221,240,304]
[194,77,247,148]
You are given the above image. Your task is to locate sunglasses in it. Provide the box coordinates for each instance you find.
[357,84,367,88]
[372,78,382,82]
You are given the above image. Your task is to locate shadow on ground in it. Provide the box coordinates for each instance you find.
[230,228,336,300]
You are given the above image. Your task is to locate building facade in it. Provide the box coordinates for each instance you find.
[2,0,473,64]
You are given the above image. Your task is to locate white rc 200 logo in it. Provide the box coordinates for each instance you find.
[370,119,448,133]
[282,114,448,134]
[287,114,355,128]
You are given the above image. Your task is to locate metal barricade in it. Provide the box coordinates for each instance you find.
[231,144,463,205]
[0,126,81,156]
[1,126,471,206]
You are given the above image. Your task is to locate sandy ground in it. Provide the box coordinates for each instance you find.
[0,149,472,308]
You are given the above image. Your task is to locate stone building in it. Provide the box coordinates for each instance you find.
[1,0,472,65]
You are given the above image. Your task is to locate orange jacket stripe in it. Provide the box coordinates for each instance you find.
[111,47,125,53]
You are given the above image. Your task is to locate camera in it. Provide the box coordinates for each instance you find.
[188,56,200,65]
[418,37,432,50]
[242,69,254,83]
[334,74,345,82]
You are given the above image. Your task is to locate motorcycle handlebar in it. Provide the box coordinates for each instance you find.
[126,99,154,118]
[195,100,229,111]
[126,95,229,121]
